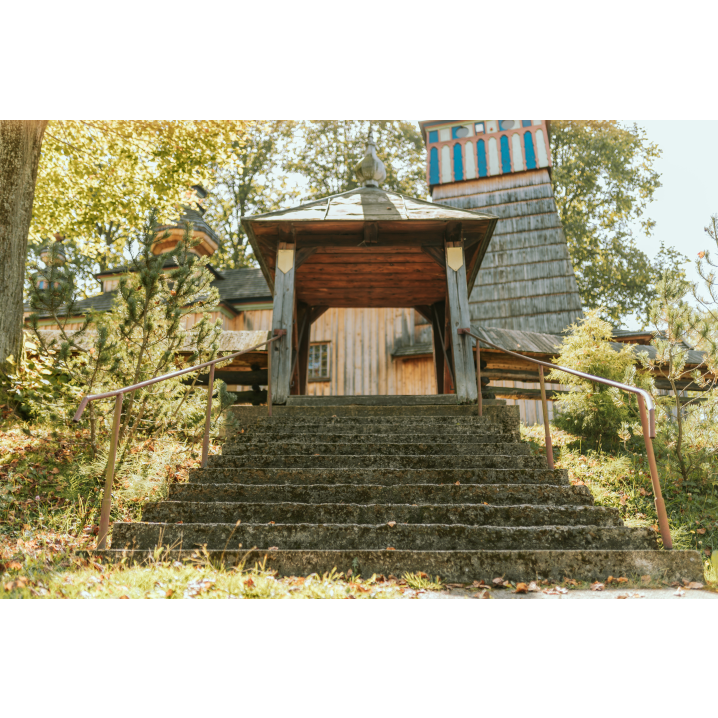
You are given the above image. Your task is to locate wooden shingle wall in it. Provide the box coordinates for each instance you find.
[434,169,583,334]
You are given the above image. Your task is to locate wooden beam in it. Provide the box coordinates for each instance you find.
[444,236,477,404]
[296,302,311,395]
[295,247,318,269]
[421,245,446,268]
[270,241,296,405]
[430,301,447,394]
[310,306,331,324]
[413,305,433,323]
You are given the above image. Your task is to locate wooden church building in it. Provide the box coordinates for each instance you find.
[29,121,609,422]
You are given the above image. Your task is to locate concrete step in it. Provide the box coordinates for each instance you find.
[207,454,548,471]
[190,467,568,486]
[236,425,515,438]
[230,431,520,444]
[142,501,620,527]
[228,404,515,421]
[221,441,531,457]
[233,416,508,429]
[170,482,590,506]
[112,522,657,552]
[96,548,703,584]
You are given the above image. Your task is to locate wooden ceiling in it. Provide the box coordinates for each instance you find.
[241,188,498,309]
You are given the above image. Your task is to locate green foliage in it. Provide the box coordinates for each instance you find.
[549,120,683,325]
[0,334,77,424]
[549,309,653,447]
[286,120,427,199]
[21,213,234,459]
[642,224,718,488]
[204,121,299,269]
[30,121,252,292]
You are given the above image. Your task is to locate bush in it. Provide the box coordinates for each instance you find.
[549,309,653,449]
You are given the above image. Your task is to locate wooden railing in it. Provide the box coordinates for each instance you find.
[73,332,284,550]
[461,327,673,550]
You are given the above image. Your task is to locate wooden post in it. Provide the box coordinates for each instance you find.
[443,301,455,393]
[430,301,447,394]
[295,302,311,395]
[270,241,296,405]
[538,367,554,470]
[444,231,477,404]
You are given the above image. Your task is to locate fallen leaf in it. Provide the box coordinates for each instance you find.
[590,582,605,591]
[417,572,428,579]
[674,588,686,597]
[0,561,22,571]
[492,577,506,587]
[616,592,644,599]
[515,582,528,594]
[455,481,460,486]
[619,494,627,506]
[563,578,578,586]
[4,576,29,591]
[543,586,569,595]
[387,521,396,528]
[471,580,487,588]
[119,595,129,599]
[686,582,704,590]
[268,547,279,551]
[641,575,652,584]
[268,521,275,525]
[697,528,706,535]
[386,547,396,551]
[527,581,540,592]
[245,578,255,588]
[165,589,175,598]
[617,577,629,584]
[472,590,491,599]
[50,468,59,474]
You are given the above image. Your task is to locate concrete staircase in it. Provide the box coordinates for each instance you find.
[110,400,703,583]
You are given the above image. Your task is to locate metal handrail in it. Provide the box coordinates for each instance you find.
[463,328,673,550]
[73,332,284,549]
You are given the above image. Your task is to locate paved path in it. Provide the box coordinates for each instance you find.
[423,587,717,599]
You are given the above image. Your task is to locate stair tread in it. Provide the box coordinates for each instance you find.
[96,548,704,583]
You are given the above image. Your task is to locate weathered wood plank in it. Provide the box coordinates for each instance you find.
[296,302,311,395]
[270,243,296,404]
[430,301,446,394]
[445,239,478,404]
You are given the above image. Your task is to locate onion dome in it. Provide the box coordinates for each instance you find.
[354,130,387,188]
[40,234,66,267]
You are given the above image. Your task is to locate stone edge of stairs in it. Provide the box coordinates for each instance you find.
[89,548,703,583]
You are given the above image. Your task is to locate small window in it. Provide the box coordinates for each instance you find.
[428,130,438,144]
[475,122,485,134]
[308,343,330,380]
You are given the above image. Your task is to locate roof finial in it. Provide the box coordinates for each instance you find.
[355,129,387,188]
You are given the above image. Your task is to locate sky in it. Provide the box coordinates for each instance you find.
[627,121,718,285]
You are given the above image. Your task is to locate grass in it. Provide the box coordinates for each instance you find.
[0,547,446,599]
[0,418,211,558]
[521,423,718,585]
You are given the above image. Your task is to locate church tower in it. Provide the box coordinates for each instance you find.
[419,120,583,334]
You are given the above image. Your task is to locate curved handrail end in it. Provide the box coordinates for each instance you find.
[73,396,90,423]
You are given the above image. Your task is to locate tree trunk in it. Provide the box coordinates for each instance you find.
[0,120,47,364]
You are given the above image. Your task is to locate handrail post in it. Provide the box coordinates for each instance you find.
[538,367,554,471]
[201,364,215,469]
[637,396,673,549]
[267,332,273,418]
[476,338,483,417]
[97,393,123,551]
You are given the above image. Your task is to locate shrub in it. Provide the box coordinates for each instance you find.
[549,309,653,449]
